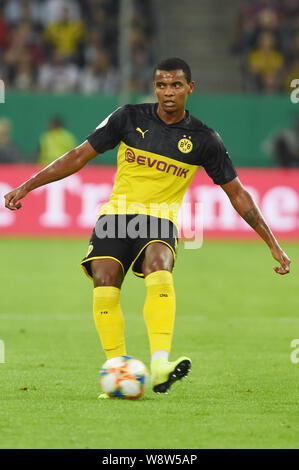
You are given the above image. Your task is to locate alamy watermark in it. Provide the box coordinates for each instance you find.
[94,196,203,249]
[290,339,299,364]
[0,339,4,363]
[0,79,5,103]
[290,79,299,104]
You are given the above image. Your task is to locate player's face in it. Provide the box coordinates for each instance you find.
[154,69,194,114]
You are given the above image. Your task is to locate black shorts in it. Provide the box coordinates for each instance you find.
[80,214,178,280]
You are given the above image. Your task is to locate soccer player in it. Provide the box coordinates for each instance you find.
[4,58,290,397]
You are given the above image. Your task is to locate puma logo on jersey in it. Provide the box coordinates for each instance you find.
[136,127,149,138]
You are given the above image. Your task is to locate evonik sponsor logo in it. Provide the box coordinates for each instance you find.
[125,148,189,178]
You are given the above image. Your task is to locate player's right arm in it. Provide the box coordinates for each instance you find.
[4,141,97,211]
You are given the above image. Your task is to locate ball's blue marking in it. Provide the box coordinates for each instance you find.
[99,369,108,377]
[113,389,125,398]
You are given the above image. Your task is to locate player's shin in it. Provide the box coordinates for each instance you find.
[93,286,126,359]
[143,270,175,359]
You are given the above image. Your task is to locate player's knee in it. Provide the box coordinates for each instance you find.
[143,254,172,277]
[91,260,123,288]
[93,271,117,287]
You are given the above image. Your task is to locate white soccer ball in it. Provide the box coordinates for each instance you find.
[99,355,149,399]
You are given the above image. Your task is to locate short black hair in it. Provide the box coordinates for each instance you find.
[153,58,192,83]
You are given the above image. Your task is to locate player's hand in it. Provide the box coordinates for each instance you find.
[270,245,291,275]
[4,186,28,211]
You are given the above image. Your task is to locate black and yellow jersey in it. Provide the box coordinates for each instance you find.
[87,103,237,229]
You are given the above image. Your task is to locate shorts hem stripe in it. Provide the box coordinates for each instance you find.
[80,256,125,280]
[131,240,176,278]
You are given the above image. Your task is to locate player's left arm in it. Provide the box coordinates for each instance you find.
[221,177,291,275]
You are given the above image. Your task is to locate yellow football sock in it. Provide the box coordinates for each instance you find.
[143,270,176,355]
[93,286,126,359]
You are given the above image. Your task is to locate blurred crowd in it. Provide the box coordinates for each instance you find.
[231,0,299,93]
[262,116,299,167]
[0,0,155,94]
[0,115,77,163]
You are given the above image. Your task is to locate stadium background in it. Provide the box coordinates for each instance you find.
[1,0,299,450]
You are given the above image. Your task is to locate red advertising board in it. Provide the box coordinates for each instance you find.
[0,164,299,240]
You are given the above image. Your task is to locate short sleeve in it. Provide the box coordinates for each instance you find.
[87,106,126,154]
[201,131,237,185]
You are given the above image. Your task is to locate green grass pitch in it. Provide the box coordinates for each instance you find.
[0,238,299,449]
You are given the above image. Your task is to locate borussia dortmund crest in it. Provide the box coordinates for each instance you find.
[178,136,193,154]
